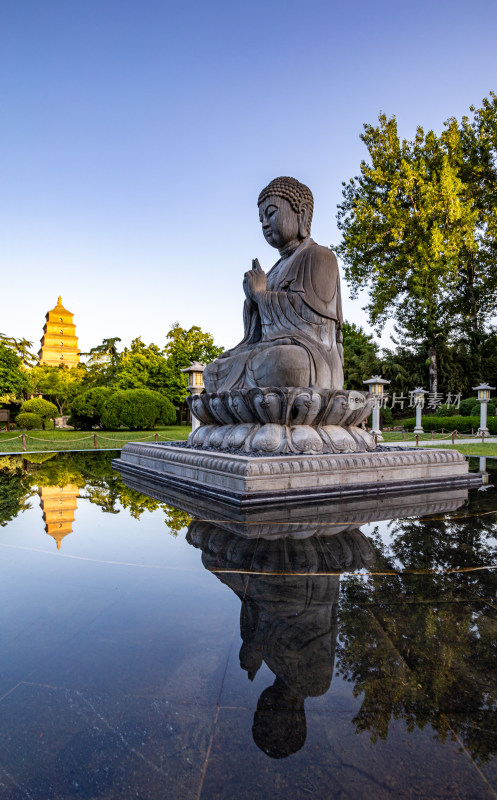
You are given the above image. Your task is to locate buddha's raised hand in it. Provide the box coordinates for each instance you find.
[243,258,267,301]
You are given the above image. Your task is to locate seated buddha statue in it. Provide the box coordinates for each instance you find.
[203,176,344,393]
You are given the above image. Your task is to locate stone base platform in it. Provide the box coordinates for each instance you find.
[113,442,481,508]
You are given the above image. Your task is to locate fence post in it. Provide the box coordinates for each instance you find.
[22,433,26,451]
[415,434,419,447]
[94,433,98,449]
[472,428,474,436]
[402,429,405,441]
[442,428,444,434]
[155,433,158,443]
[451,430,456,445]
[431,430,434,440]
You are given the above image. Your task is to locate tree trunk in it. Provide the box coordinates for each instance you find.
[428,345,437,395]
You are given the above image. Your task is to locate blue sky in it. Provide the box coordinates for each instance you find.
[1,0,496,356]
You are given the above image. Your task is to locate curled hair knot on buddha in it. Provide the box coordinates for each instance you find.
[258,176,314,235]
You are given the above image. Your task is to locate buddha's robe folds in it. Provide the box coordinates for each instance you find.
[203,238,344,392]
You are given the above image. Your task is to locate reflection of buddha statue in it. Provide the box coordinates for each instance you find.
[188,521,374,758]
[204,177,344,393]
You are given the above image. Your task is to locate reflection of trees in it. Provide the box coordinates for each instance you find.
[0,452,190,534]
[337,502,497,763]
[0,457,35,526]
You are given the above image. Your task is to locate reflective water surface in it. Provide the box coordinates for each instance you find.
[1,451,497,799]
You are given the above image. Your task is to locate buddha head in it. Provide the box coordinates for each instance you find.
[258,176,314,250]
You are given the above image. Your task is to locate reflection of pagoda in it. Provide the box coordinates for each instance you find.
[38,296,80,367]
[38,484,79,549]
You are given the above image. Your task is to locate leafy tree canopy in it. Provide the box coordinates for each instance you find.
[29,364,87,415]
[336,92,497,393]
[0,344,28,400]
[114,338,170,394]
[163,323,223,406]
[0,334,37,367]
[342,322,381,390]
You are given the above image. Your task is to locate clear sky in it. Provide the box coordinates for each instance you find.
[1,0,496,356]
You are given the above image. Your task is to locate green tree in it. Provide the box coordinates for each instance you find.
[82,337,122,387]
[114,338,170,393]
[20,398,58,429]
[336,94,497,394]
[29,364,87,414]
[101,389,175,430]
[0,334,37,367]
[163,323,223,422]
[342,322,382,390]
[69,387,114,429]
[0,343,28,400]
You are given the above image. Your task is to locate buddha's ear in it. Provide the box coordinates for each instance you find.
[298,204,310,238]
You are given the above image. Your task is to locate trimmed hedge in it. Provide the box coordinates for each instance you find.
[15,412,43,430]
[101,389,176,431]
[20,398,58,430]
[402,415,497,434]
[69,387,114,430]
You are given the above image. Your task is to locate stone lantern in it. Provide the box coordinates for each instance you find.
[472,383,495,436]
[363,376,390,439]
[410,388,429,434]
[181,361,205,432]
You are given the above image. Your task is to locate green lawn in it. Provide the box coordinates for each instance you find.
[0,425,190,453]
[416,442,497,457]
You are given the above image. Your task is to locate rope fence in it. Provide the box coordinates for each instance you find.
[0,425,494,454]
[0,429,180,452]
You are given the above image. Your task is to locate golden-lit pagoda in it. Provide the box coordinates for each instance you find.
[39,484,79,550]
[38,296,80,367]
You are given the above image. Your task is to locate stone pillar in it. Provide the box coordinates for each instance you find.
[180,362,206,433]
[473,383,495,436]
[411,388,428,434]
[479,399,489,436]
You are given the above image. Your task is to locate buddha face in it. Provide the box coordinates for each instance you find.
[258,195,303,249]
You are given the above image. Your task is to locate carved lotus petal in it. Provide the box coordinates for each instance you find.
[188,394,215,425]
[290,425,323,453]
[228,391,254,423]
[188,424,217,447]
[209,394,236,424]
[320,425,358,453]
[323,395,349,426]
[348,426,376,451]
[204,425,233,449]
[290,391,323,425]
[251,390,284,424]
[345,392,372,426]
[225,422,260,450]
[251,423,284,452]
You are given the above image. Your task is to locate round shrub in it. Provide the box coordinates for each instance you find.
[470,401,496,418]
[435,404,458,417]
[15,412,42,430]
[69,387,114,430]
[101,389,175,431]
[458,398,478,416]
[21,398,58,430]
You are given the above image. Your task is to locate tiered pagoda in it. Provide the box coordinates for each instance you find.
[38,484,79,550]
[38,296,80,367]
